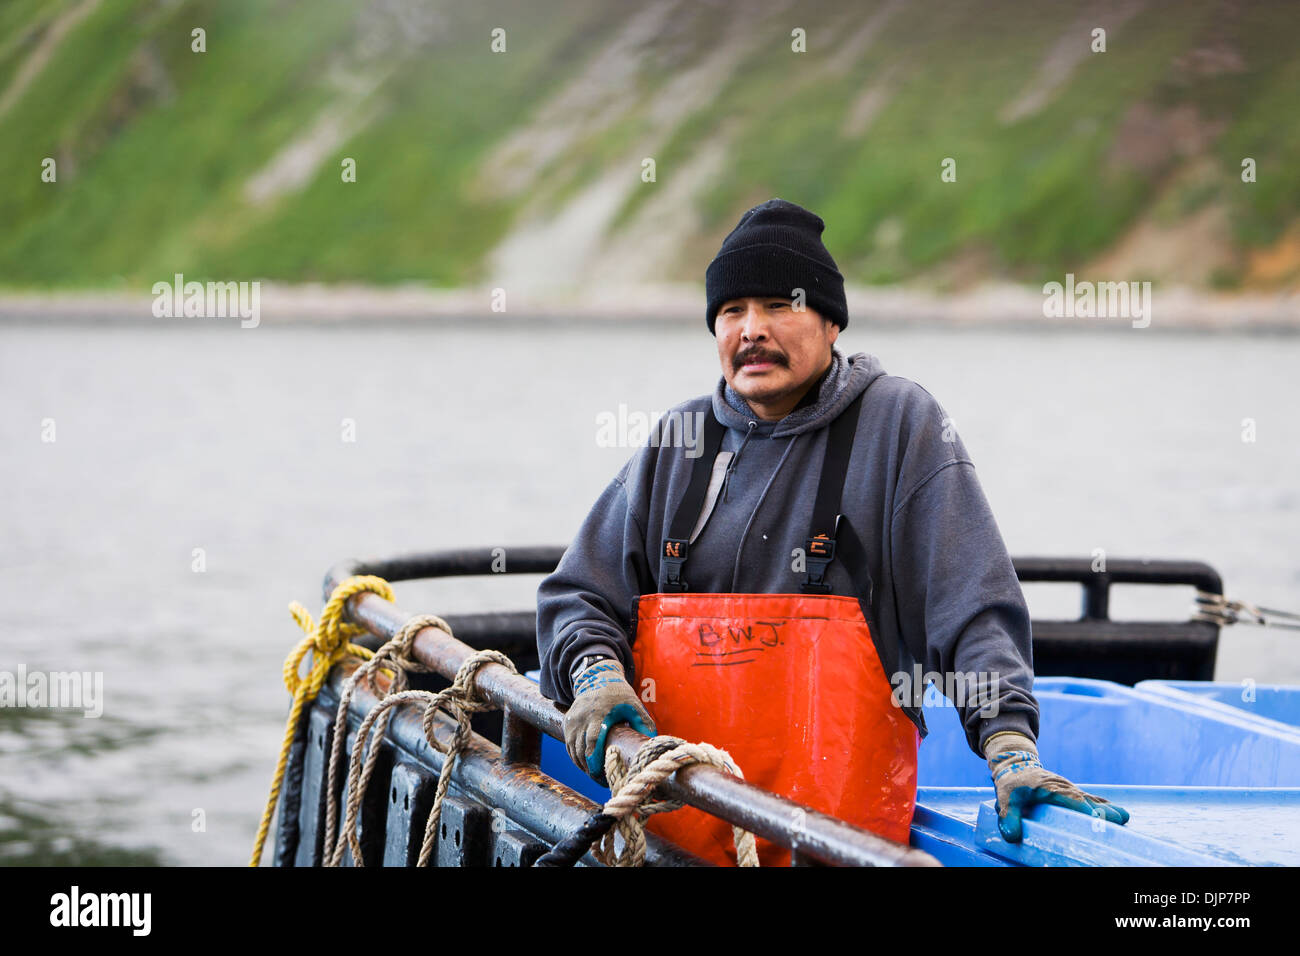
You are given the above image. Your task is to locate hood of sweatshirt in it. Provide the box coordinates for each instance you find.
[712,348,888,437]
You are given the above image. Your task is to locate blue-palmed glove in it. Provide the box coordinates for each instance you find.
[984,732,1130,842]
[562,657,656,783]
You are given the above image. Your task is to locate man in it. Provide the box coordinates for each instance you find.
[536,198,1128,866]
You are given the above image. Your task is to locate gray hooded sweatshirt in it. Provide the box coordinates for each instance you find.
[536,348,1038,757]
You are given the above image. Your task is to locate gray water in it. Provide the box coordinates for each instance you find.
[1,319,1297,865]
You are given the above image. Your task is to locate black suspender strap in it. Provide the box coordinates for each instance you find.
[802,391,866,594]
[659,411,726,592]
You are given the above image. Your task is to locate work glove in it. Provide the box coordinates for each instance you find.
[563,657,656,783]
[984,732,1130,843]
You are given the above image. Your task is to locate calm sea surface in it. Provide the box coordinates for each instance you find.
[1,319,1297,864]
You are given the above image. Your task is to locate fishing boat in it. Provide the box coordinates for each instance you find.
[264,548,1300,867]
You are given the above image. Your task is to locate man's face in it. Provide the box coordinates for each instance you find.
[715,297,839,416]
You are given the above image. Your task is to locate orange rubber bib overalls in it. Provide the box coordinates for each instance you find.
[631,391,920,866]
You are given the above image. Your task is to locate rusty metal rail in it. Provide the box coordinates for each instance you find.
[314,550,940,867]
[320,659,705,866]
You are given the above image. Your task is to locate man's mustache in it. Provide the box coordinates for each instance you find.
[733,347,789,371]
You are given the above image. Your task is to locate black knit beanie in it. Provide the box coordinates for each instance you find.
[705,198,848,335]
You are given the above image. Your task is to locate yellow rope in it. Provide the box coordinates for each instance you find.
[249,574,396,867]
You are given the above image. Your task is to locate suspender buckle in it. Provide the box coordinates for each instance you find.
[802,515,843,594]
[662,538,690,592]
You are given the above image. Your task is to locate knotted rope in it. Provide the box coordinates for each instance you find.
[330,645,516,866]
[536,735,759,867]
[255,577,759,869]
[250,574,395,867]
[1193,590,1300,630]
[322,613,444,865]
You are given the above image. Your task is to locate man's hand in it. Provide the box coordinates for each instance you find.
[563,658,656,782]
[984,732,1130,842]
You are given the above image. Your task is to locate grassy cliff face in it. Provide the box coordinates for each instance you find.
[0,0,1296,291]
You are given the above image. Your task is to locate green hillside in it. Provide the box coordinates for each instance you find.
[1,0,1297,292]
